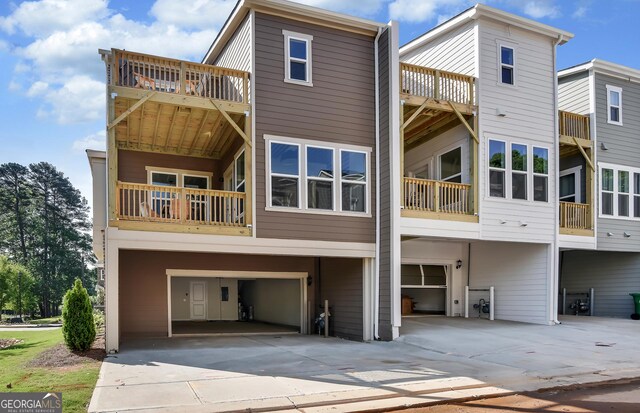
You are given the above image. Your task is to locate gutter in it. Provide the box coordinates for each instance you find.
[373,26,383,341]
[552,34,564,325]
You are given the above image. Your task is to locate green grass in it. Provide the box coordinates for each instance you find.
[27,316,63,325]
[0,329,101,413]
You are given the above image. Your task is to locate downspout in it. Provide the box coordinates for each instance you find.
[551,34,564,325]
[373,26,383,340]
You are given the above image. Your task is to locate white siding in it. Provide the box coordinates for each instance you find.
[477,19,557,244]
[214,13,252,72]
[558,71,590,115]
[471,241,551,324]
[400,21,476,76]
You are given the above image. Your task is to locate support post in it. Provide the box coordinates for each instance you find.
[464,286,469,318]
[489,286,495,321]
[324,300,329,338]
[244,111,253,230]
[400,101,405,206]
[589,287,595,316]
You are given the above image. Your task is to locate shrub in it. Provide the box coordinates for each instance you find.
[93,309,105,330]
[62,279,96,351]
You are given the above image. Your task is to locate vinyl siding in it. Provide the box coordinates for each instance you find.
[400,21,476,76]
[319,257,364,341]
[561,250,640,318]
[377,28,393,340]
[253,12,376,243]
[477,19,557,243]
[595,72,640,251]
[213,13,252,72]
[558,71,590,115]
[470,241,550,324]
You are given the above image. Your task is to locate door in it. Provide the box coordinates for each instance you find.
[220,278,239,320]
[190,281,207,320]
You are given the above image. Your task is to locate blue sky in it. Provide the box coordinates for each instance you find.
[0,0,638,206]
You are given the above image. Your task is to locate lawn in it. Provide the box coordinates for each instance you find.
[28,316,63,325]
[0,329,102,413]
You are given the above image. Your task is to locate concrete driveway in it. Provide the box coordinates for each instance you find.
[89,316,640,412]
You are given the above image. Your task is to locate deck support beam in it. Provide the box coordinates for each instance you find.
[108,91,156,130]
[448,101,478,144]
[210,99,251,146]
[572,136,595,171]
[402,99,430,130]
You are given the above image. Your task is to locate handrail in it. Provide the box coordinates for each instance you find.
[109,49,250,104]
[116,181,247,227]
[559,110,590,141]
[400,62,475,106]
[404,177,471,214]
[559,201,590,230]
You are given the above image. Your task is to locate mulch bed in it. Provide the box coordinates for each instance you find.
[27,331,106,369]
[0,339,23,350]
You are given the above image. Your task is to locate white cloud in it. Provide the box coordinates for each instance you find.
[294,0,385,16]
[522,0,560,18]
[26,80,48,97]
[72,130,106,153]
[572,5,587,18]
[150,0,236,30]
[389,0,470,23]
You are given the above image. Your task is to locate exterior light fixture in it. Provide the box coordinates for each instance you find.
[456,260,462,269]
[520,221,528,227]
[600,143,609,150]
[607,232,614,237]
[624,232,632,238]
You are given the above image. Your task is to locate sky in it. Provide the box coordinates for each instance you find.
[0,0,638,208]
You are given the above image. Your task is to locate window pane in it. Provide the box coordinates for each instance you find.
[151,172,177,187]
[401,264,422,286]
[635,173,640,194]
[610,90,619,106]
[271,143,299,175]
[512,173,527,200]
[342,182,365,212]
[289,39,307,59]
[341,151,366,181]
[534,176,548,202]
[183,176,208,189]
[610,106,620,122]
[635,196,640,218]
[619,171,629,193]
[602,193,613,215]
[602,169,614,191]
[440,147,462,180]
[290,61,306,81]
[559,174,575,198]
[489,140,505,168]
[235,151,245,184]
[501,67,513,84]
[619,194,629,217]
[512,144,527,171]
[501,47,514,65]
[308,180,333,210]
[307,147,333,178]
[271,176,298,207]
[533,147,548,174]
[489,170,505,197]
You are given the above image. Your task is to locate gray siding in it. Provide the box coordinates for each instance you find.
[254,12,376,243]
[213,13,252,72]
[561,250,640,318]
[558,71,590,115]
[319,257,363,341]
[595,72,640,251]
[377,28,393,340]
[559,154,586,204]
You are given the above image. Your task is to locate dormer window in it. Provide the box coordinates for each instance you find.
[500,45,515,85]
[283,30,313,86]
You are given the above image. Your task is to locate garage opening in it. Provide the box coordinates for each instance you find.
[167,271,308,336]
[401,264,450,316]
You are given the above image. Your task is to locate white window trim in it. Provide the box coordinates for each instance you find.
[488,138,507,199]
[436,145,464,182]
[532,146,550,203]
[145,167,212,189]
[305,145,335,211]
[511,142,529,201]
[496,41,517,87]
[265,134,371,217]
[606,85,623,125]
[339,148,369,213]
[598,162,640,220]
[268,140,302,209]
[559,166,582,203]
[283,30,313,87]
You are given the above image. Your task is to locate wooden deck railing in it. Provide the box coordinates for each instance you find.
[116,182,247,227]
[559,201,590,230]
[404,177,471,215]
[559,111,590,141]
[109,49,249,104]
[400,62,475,105]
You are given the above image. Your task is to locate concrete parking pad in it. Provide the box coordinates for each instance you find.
[89,316,640,412]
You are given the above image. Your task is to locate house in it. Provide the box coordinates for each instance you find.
[377,4,573,339]
[90,0,396,353]
[558,59,640,318]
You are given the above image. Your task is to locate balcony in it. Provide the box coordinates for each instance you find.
[559,201,593,236]
[402,177,476,222]
[115,182,249,235]
[559,110,590,144]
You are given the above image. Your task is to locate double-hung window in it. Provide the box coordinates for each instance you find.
[618,170,630,217]
[601,168,614,216]
[599,164,640,219]
[606,85,622,125]
[267,136,369,215]
[488,140,506,198]
[283,30,313,86]
[533,147,549,202]
[511,143,527,200]
[500,45,515,85]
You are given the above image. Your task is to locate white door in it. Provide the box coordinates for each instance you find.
[190,281,207,320]
[220,278,238,320]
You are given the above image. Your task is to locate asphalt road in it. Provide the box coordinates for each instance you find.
[398,379,640,413]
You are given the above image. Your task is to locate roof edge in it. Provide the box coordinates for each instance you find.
[559,59,640,82]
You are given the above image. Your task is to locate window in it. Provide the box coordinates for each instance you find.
[598,164,640,220]
[488,140,506,198]
[511,143,527,200]
[606,85,622,125]
[283,30,313,86]
[559,166,582,203]
[500,45,515,85]
[533,147,549,202]
[439,147,462,183]
[146,168,212,219]
[266,136,370,215]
